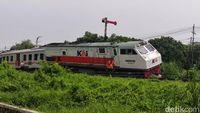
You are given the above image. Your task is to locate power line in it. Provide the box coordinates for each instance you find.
[196,26,200,29]
[135,25,200,40]
[140,27,192,40]
[179,38,191,41]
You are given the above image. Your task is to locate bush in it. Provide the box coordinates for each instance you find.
[0,62,200,113]
[161,62,182,80]
[39,61,71,77]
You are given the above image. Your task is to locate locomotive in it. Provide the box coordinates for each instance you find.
[0,41,162,77]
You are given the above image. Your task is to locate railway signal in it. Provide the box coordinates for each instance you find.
[102,17,117,38]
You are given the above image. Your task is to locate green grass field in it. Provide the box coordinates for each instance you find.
[0,62,199,113]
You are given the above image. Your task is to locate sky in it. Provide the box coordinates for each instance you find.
[1,0,200,50]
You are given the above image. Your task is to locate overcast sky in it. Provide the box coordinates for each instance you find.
[1,0,200,50]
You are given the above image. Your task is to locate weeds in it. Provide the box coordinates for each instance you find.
[0,62,199,113]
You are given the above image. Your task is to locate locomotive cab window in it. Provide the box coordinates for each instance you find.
[99,48,105,53]
[120,49,137,55]
[145,44,155,52]
[137,46,148,54]
[120,49,126,54]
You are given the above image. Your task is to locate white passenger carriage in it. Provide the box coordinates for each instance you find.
[0,48,45,69]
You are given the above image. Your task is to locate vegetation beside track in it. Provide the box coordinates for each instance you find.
[0,62,199,113]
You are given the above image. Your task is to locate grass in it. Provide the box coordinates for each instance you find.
[0,62,199,113]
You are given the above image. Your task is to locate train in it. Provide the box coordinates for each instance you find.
[0,41,162,77]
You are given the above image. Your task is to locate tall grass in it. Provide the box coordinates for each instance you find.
[0,62,199,113]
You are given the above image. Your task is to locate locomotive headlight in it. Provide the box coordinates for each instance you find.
[152,58,158,63]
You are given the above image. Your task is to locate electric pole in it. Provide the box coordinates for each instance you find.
[190,24,195,68]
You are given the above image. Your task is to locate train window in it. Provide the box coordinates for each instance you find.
[114,48,117,56]
[99,48,105,53]
[62,51,66,55]
[34,54,38,60]
[120,49,137,55]
[46,56,54,61]
[23,55,27,61]
[40,54,44,60]
[145,44,155,52]
[127,49,132,54]
[6,56,9,61]
[137,46,148,54]
[3,57,5,61]
[10,56,13,62]
[86,51,88,56]
[77,51,80,56]
[0,57,2,63]
[29,54,32,61]
[120,49,126,54]
[132,49,137,55]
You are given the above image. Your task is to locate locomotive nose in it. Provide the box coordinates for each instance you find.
[146,52,162,69]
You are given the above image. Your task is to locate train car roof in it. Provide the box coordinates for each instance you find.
[0,48,45,55]
[42,41,144,47]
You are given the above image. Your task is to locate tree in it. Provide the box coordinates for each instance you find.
[74,31,140,43]
[10,39,34,50]
[149,36,187,67]
[107,33,141,42]
[75,31,104,43]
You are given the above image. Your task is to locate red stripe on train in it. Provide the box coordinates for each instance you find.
[52,56,115,69]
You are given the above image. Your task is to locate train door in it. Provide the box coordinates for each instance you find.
[16,53,20,66]
[118,48,138,69]
[113,47,120,67]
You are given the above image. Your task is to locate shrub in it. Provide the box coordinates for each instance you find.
[1,61,200,113]
[161,62,182,80]
[39,61,70,77]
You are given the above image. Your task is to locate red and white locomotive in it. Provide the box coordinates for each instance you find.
[0,41,162,77]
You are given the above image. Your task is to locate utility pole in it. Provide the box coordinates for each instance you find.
[190,24,195,68]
